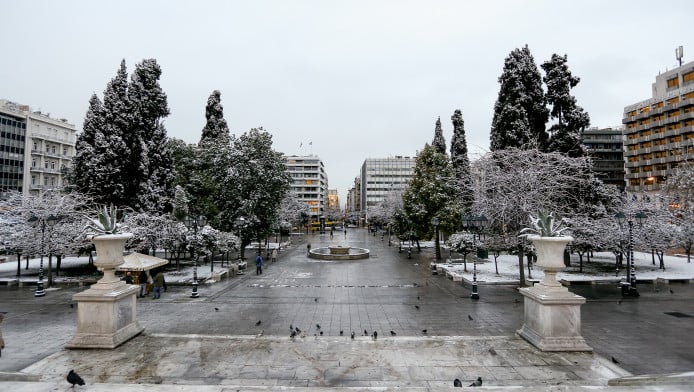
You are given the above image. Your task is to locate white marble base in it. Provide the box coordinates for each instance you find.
[517,284,592,352]
[65,282,143,349]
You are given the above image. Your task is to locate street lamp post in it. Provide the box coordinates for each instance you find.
[463,215,488,300]
[185,215,207,298]
[28,215,58,297]
[615,211,646,297]
[431,217,440,262]
[234,217,246,263]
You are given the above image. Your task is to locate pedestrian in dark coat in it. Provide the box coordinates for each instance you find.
[138,270,148,297]
[255,254,263,275]
[152,271,166,299]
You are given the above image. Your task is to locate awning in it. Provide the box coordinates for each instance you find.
[116,252,169,271]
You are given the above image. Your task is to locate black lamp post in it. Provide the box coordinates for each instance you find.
[431,217,441,262]
[234,217,246,263]
[28,214,58,297]
[185,215,206,298]
[407,220,413,259]
[463,215,488,300]
[615,211,646,297]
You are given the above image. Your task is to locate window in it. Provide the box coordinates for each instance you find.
[652,101,664,109]
[639,106,650,113]
[683,71,694,85]
[683,91,694,100]
[50,161,55,169]
[31,159,36,168]
[33,142,37,150]
[31,175,36,185]
[51,145,56,154]
[63,146,68,155]
[667,96,680,105]
[667,77,679,88]
[44,161,49,169]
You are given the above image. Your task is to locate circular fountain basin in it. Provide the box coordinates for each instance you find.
[309,245,370,260]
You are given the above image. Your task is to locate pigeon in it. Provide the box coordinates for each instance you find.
[255,320,262,326]
[316,323,321,330]
[670,289,674,294]
[351,331,355,339]
[320,331,323,336]
[421,329,427,334]
[340,330,344,336]
[413,282,418,286]
[257,329,264,337]
[315,298,318,302]
[290,324,294,331]
[453,378,462,387]
[488,347,497,356]
[67,370,85,388]
[364,329,368,336]
[415,305,420,310]
[290,330,297,338]
[468,315,473,321]
[611,356,620,364]
[295,327,301,333]
[70,303,74,308]
[372,331,378,340]
[417,296,420,300]
[469,377,482,387]
[390,330,396,336]
[214,307,219,312]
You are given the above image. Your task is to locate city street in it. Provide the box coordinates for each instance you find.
[1,227,693,382]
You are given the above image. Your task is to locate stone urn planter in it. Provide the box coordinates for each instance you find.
[66,232,143,349]
[517,234,592,352]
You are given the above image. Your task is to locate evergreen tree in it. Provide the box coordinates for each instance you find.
[199,90,231,146]
[541,53,590,157]
[402,144,460,244]
[450,109,474,212]
[213,128,291,255]
[126,59,174,213]
[490,45,548,151]
[432,117,446,154]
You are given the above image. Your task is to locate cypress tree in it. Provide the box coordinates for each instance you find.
[450,109,474,212]
[199,90,231,146]
[490,45,548,151]
[432,117,446,154]
[541,54,590,157]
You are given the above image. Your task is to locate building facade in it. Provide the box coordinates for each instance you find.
[622,60,694,195]
[0,99,76,198]
[285,155,328,219]
[582,126,625,192]
[345,176,361,224]
[359,156,415,220]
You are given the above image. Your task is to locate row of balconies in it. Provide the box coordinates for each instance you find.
[624,125,694,145]
[622,98,694,123]
[30,149,73,159]
[30,132,75,144]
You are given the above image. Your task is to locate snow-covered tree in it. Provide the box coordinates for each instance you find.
[446,232,476,272]
[663,161,694,262]
[214,128,291,257]
[432,117,446,154]
[125,58,175,213]
[541,54,590,157]
[490,45,549,151]
[199,90,231,146]
[279,193,310,228]
[402,144,460,248]
[450,109,474,212]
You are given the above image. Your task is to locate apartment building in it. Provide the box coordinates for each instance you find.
[622,60,694,195]
[285,155,328,219]
[0,99,76,198]
[582,126,625,191]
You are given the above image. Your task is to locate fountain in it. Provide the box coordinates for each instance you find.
[308,245,370,260]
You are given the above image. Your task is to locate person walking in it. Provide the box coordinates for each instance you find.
[271,248,277,263]
[0,313,5,357]
[138,270,148,298]
[307,243,311,256]
[255,253,263,275]
[124,271,133,284]
[152,270,166,299]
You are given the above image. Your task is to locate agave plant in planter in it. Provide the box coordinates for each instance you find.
[520,211,573,286]
[83,204,132,286]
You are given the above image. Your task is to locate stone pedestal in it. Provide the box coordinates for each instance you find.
[517,285,592,352]
[66,233,143,349]
[66,283,143,349]
[517,235,591,352]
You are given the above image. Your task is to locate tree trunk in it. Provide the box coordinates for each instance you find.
[47,254,53,287]
[657,249,665,270]
[16,253,22,276]
[493,252,500,275]
[651,249,656,265]
[518,244,526,287]
[56,254,62,276]
[578,252,584,273]
[463,252,468,272]
[25,254,30,270]
[526,254,533,279]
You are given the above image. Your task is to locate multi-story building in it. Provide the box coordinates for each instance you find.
[326,189,339,210]
[582,126,625,191]
[0,99,76,198]
[622,60,694,195]
[285,155,328,219]
[346,176,361,224]
[360,156,415,221]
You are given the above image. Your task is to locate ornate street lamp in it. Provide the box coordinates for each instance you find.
[184,215,207,298]
[462,214,488,300]
[431,217,440,262]
[615,211,646,297]
[28,214,58,297]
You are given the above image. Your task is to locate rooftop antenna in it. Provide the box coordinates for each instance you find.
[676,46,683,66]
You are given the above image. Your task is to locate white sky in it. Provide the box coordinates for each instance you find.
[3,0,693,206]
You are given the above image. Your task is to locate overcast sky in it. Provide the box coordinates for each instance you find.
[3,0,693,206]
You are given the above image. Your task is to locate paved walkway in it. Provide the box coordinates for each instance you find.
[1,228,693,390]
